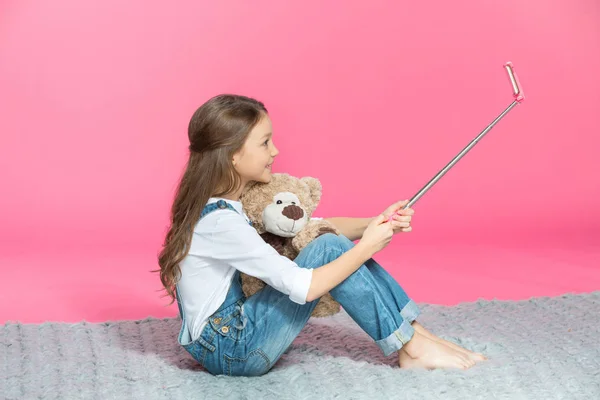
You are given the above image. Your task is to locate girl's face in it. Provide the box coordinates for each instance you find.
[233,114,279,188]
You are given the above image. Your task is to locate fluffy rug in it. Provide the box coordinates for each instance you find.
[2,292,599,399]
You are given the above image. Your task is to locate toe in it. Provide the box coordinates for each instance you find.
[462,355,475,368]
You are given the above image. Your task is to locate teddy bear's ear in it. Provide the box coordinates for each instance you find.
[241,180,259,196]
[238,180,269,234]
[300,176,322,213]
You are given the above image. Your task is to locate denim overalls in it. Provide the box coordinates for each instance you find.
[175,200,252,372]
[175,199,421,377]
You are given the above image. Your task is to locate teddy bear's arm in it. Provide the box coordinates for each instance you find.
[291,220,340,253]
[260,231,287,256]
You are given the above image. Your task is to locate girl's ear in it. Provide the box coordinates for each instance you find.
[300,177,322,212]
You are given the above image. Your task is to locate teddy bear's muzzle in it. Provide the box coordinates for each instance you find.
[281,205,304,221]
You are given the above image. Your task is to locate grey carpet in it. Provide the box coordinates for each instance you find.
[2,292,599,400]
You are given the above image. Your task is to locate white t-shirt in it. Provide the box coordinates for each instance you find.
[177,197,315,342]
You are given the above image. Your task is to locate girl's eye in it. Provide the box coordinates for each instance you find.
[263,139,269,146]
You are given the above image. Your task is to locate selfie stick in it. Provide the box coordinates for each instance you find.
[388,61,525,222]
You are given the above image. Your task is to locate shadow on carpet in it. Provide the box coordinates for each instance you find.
[2,291,599,399]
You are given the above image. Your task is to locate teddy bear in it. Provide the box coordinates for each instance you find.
[238,172,342,318]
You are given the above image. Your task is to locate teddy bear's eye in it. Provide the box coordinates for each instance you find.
[292,202,296,205]
[276,200,283,204]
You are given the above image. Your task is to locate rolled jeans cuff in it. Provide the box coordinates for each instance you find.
[376,319,415,357]
[400,300,421,323]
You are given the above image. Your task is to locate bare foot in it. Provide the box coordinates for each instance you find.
[412,321,487,362]
[399,331,475,370]
[398,348,420,369]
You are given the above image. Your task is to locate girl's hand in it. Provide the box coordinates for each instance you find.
[359,214,395,255]
[381,200,414,234]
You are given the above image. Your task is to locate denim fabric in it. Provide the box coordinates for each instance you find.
[176,200,421,376]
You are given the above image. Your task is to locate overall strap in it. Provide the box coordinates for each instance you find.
[200,199,253,227]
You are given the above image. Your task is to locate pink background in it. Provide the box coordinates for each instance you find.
[1,1,598,324]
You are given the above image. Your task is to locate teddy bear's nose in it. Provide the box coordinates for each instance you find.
[282,205,304,221]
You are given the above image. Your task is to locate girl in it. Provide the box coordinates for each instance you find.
[157,94,486,377]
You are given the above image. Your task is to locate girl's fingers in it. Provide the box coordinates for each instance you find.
[391,207,414,232]
[397,208,415,216]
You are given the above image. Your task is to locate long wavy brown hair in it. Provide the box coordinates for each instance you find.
[154,94,268,304]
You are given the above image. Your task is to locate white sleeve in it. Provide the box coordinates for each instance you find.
[208,211,313,305]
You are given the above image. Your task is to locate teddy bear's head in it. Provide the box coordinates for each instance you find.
[240,173,322,238]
